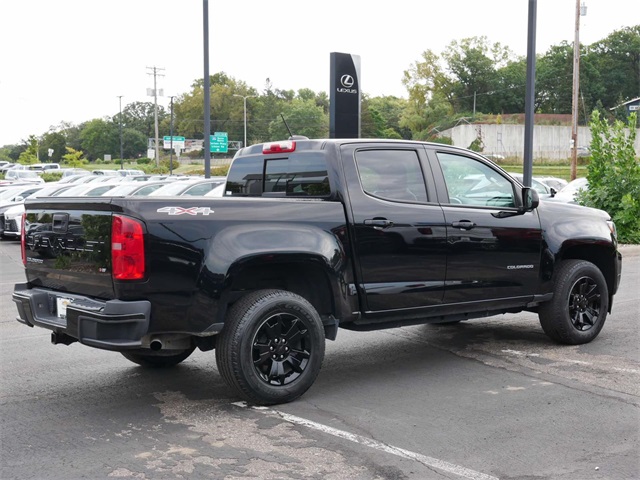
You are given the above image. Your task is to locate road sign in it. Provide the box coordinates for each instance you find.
[163,136,185,149]
[210,132,228,153]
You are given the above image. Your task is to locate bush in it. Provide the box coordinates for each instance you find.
[160,158,180,171]
[136,157,153,165]
[578,111,640,244]
[42,172,63,183]
[429,136,453,145]
[183,149,203,159]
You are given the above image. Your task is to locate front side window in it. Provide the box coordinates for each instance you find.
[355,149,428,203]
[437,152,516,208]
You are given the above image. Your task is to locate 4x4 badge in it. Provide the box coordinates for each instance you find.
[157,207,214,216]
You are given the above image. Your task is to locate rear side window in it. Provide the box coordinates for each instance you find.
[226,153,330,197]
[355,149,428,203]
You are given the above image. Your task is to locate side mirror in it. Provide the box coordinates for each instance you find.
[522,187,539,211]
[550,187,557,197]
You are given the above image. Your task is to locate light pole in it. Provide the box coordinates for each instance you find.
[117,95,124,170]
[169,96,176,176]
[233,94,256,148]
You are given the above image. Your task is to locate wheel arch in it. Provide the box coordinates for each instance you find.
[557,242,619,309]
[217,253,350,338]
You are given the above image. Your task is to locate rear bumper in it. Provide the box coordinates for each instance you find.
[13,283,151,351]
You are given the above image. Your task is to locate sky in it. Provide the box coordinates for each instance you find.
[1,0,638,147]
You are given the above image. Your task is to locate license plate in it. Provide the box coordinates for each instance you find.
[56,297,72,319]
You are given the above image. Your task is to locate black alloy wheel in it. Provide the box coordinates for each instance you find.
[216,289,325,405]
[252,312,312,386]
[567,276,602,332]
[539,260,609,345]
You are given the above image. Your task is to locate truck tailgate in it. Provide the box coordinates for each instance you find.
[23,198,116,299]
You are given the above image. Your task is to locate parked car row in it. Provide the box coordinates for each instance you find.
[0,174,227,240]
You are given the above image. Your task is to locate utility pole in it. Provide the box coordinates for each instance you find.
[146,66,165,167]
[570,1,587,181]
[117,95,124,170]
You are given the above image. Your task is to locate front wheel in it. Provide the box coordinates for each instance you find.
[539,260,609,345]
[216,289,325,405]
[121,347,195,368]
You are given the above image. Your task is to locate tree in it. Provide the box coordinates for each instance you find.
[122,101,166,139]
[400,91,453,140]
[80,118,117,161]
[588,26,640,110]
[39,131,67,163]
[441,36,514,114]
[579,111,640,243]
[268,98,328,140]
[492,58,527,113]
[17,135,39,164]
[121,128,147,159]
[173,73,256,143]
[61,147,87,167]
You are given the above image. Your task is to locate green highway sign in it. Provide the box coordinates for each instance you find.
[210,132,228,153]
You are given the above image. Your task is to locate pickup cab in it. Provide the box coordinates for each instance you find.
[13,138,622,405]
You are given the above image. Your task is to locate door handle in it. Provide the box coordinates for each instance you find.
[451,220,476,230]
[364,218,394,230]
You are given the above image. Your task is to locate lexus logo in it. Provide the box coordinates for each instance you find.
[340,75,355,88]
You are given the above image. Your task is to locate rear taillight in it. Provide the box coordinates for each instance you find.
[263,140,296,154]
[20,213,26,266]
[111,214,145,280]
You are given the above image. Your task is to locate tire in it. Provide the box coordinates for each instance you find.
[216,289,325,405]
[539,260,609,345]
[121,347,195,368]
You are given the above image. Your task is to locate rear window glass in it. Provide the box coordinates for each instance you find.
[226,153,330,197]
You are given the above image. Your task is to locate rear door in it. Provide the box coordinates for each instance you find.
[426,148,542,304]
[341,143,447,312]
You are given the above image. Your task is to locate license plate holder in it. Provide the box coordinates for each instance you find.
[56,297,72,319]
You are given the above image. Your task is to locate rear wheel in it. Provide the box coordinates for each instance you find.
[539,260,608,345]
[121,347,195,368]
[216,289,325,405]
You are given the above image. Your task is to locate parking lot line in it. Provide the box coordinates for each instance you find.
[233,402,499,480]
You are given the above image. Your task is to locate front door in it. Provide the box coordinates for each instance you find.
[429,150,542,304]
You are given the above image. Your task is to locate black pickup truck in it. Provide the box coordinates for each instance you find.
[13,138,622,405]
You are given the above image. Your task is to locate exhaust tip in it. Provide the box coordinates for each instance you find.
[150,339,163,351]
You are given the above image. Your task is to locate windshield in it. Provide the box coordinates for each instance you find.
[15,171,40,179]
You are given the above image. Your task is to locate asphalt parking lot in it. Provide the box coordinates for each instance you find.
[1,240,639,480]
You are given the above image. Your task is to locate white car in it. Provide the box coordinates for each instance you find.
[4,170,45,184]
[0,184,46,206]
[148,177,226,196]
[1,202,25,238]
[52,182,124,197]
[507,173,555,197]
[0,184,76,238]
[549,177,589,204]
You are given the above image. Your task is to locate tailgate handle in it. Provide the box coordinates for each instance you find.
[52,213,69,233]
